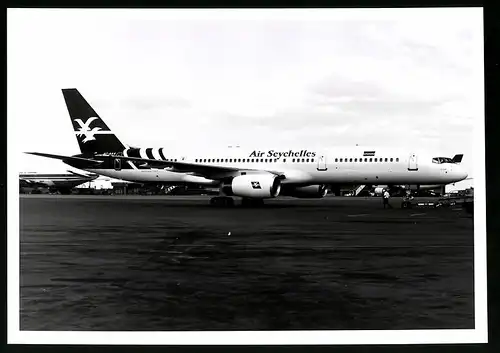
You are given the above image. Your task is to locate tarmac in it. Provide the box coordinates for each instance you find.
[19,194,474,330]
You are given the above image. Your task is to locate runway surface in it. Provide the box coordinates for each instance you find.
[19,195,474,331]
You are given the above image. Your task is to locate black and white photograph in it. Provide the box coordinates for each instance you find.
[7,7,486,345]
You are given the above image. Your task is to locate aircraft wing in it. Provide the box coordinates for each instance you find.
[96,154,284,179]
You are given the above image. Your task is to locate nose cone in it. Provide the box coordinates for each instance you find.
[454,166,468,181]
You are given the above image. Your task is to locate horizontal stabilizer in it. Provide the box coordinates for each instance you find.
[452,154,464,163]
[25,152,103,165]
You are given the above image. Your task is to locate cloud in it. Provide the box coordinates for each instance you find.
[120,97,192,111]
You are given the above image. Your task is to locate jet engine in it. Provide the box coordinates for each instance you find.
[374,187,385,196]
[222,174,281,198]
[281,185,328,198]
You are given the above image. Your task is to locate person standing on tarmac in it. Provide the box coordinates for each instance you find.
[383,189,392,209]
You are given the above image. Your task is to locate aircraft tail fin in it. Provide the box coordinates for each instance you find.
[62,89,125,155]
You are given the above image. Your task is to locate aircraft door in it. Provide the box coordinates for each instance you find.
[114,158,122,171]
[408,153,418,171]
[317,155,327,171]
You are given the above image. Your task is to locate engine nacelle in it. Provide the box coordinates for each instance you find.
[281,185,328,198]
[223,174,281,198]
[374,187,385,196]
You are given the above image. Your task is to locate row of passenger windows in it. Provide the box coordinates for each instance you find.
[194,158,315,163]
[335,157,399,163]
[192,157,399,164]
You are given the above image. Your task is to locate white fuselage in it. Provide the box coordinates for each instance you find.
[83,147,468,188]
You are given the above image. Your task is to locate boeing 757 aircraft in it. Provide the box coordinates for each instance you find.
[27,89,468,206]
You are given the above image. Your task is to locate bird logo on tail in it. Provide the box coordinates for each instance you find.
[74,117,101,143]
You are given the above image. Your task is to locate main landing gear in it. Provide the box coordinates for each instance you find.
[209,196,235,207]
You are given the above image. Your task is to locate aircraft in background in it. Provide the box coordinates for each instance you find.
[26,89,469,206]
[19,170,98,194]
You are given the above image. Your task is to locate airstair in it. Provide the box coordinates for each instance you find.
[164,186,179,194]
[354,185,366,196]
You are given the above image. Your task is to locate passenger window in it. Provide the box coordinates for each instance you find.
[251,159,254,162]
[390,158,393,162]
[238,159,241,162]
[292,158,295,162]
[335,158,338,162]
[283,158,287,163]
[260,159,264,162]
[384,158,388,162]
[374,158,377,162]
[396,158,399,162]
[339,158,343,162]
[311,158,314,163]
[369,158,372,162]
[354,158,357,162]
[349,158,353,162]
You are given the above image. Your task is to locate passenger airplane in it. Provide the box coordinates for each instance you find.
[26,89,468,206]
[19,170,98,194]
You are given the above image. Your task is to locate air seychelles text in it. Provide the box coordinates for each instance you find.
[249,150,316,159]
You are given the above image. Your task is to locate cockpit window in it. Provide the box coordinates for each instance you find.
[432,157,454,164]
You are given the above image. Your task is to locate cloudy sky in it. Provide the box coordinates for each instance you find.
[8,8,483,176]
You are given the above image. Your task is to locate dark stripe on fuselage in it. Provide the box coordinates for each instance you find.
[146,148,155,160]
[125,148,149,169]
[128,148,141,158]
[159,148,167,160]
